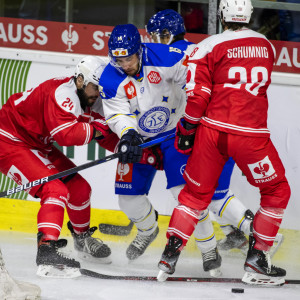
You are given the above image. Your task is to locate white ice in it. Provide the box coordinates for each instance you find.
[1,231,299,300]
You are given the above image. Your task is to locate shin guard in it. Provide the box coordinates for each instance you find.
[253,207,284,251]
[167,204,202,247]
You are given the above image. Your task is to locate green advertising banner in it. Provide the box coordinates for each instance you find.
[0,58,31,199]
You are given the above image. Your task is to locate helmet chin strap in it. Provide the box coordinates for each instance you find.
[167,34,174,45]
[136,48,143,75]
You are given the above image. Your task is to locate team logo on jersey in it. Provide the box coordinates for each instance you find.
[189,47,199,58]
[248,156,277,183]
[124,81,137,99]
[139,106,170,133]
[180,164,186,175]
[147,71,161,84]
[7,166,28,186]
[116,162,133,182]
[31,149,56,169]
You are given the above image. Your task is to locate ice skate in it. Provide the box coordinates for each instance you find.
[242,235,286,286]
[157,236,183,282]
[36,233,81,278]
[1,249,41,300]
[68,221,111,264]
[217,226,248,254]
[126,226,159,260]
[202,247,222,277]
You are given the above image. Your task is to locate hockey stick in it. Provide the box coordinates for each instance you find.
[99,220,134,236]
[80,268,300,284]
[0,132,175,198]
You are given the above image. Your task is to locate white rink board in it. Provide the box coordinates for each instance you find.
[1,49,300,231]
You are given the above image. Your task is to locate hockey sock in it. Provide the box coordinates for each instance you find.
[210,191,252,235]
[194,209,217,253]
[37,197,65,240]
[167,204,202,247]
[66,174,91,233]
[119,194,157,236]
[253,207,284,251]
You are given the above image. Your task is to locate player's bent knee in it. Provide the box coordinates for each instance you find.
[37,179,70,204]
[118,194,151,217]
[65,173,91,202]
[260,178,291,209]
[179,186,211,211]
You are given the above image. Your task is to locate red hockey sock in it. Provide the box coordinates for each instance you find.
[37,198,65,240]
[167,204,201,247]
[253,206,284,251]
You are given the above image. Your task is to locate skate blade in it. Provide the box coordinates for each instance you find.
[209,267,222,278]
[77,252,112,264]
[157,270,169,282]
[242,271,285,286]
[36,264,81,278]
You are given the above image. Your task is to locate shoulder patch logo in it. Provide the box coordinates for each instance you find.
[190,47,199,58]
[124,81,137,99]
[147,71,161,84]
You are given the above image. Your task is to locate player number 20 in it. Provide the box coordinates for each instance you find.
[224,66,268,96]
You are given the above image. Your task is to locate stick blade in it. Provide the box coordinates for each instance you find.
[98,221,134,236]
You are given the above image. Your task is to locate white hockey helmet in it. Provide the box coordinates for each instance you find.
[218,0,253,24]
[74,56,107,86]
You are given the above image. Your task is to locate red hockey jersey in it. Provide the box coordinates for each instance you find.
[185,28,275,137]
[0,77,96,151]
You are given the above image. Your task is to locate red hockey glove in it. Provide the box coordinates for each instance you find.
[175,118,197,155]
[91,118,111,140]
[140,146,163,170]
[96,132,119,153]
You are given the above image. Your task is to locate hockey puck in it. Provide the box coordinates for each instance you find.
[231,288,244,293]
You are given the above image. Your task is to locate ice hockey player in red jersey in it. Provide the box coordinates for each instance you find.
[157,0,291,286]
[0,56,118,278]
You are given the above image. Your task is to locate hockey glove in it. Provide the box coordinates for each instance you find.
[91,118,111,140]
[118,129,144,164]
[175,118,197,155]
[140,146,163,170]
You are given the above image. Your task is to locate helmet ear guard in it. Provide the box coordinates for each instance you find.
[218,0,253,24]
[74,56,107,86]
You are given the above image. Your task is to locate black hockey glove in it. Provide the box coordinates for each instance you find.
[118,129,144,164]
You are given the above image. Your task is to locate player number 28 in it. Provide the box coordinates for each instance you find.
[224,66,268,96]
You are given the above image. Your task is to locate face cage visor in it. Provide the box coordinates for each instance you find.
[108,47,143,74]
[150,31,174,45]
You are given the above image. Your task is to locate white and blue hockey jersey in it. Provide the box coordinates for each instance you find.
[99,43,187,139]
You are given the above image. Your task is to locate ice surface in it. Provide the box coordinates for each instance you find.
[1,231,299,300]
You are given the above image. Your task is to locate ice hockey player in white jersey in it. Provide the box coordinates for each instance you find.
[99,23,222,276]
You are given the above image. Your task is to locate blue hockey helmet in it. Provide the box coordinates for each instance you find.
[146,9,186,38]
[108,24,142,62]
